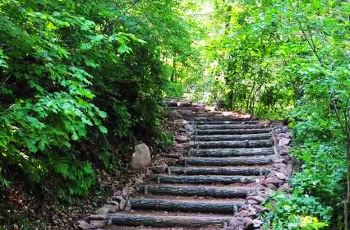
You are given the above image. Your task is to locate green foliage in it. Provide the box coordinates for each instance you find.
[175,4,348,227]
[156,130,174,151]
[186,0,349,228]
[53,159,95,196]
[0,0,195,201]
[262,192,331,230]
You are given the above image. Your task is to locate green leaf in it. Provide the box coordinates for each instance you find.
[98,125,108,134]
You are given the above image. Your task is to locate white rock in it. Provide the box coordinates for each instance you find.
[279,137,290,146]
[131,143,151,169]
[276,172,287,180]
[176,135,188,143]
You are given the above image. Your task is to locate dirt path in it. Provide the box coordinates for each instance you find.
[80,101,292,230]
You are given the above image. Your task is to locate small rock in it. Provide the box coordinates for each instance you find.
[245,206,258,217]
[263,177,281,186]
[107,204,118,212]
[185,123,194,131]
[152,163,168,173]
[77,220,93,229]
[277,133,289,139]
[253,205,268,212]
[247,199,258,205]
[253,219,263,228]
[90,220,105,228]
[228,217,254,230]
[174,143,189,150]
[278,145,290,155]
[178,127,187,132]
[94,205,110,215]
[248,195,265,203]
[279,137,290,146]
[111,195,125,201]
[280,183,292,192]
[131,143,151,169]
[113,190,123,196]
[118,199,127,210]
[273,163,287,169]
[235,210,250,218]
[273,158,286,164]
[176,135,188,143]
[275,172,287,180]
[263,183,277,190]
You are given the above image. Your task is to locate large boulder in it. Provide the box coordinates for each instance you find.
[131,143,151,169]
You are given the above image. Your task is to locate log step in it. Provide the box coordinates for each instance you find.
[182,157,274,166]
[139,184,253,198]
[190,140,272,148]
[153,174,257,184]
[196,124,271,130]
[107,212,232,228]
[188,147,274,157]
[129,198,244,214]
[190,120,260,125]
[195,128,272,135]
[193,133,271,141]
[168,166,271,176]
[188,117,252,122]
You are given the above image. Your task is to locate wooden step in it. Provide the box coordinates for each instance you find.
[139,184,253,198]
[182,156,274,166]
[107,212,232,228]
[190,140,272,148]
[193,133,271,141]
[129,198,244,214]
[187,117,252,122]
[168,166,271,176]
[153,174,257,184]
[190,120,259,125]
[195,128,272,135]
[188,147,274,157]
[196,124,271,130]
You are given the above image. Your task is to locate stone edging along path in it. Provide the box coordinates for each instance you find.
[78,100,292,230]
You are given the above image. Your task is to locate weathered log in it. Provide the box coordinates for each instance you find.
[153,174,256,184]
[108,213,232,227]
[188,147,274,157]
[195,128,272,135]
[139,184,251,198]
[168,166,271,176]
[193,133,271,141]
[129,198,243,214]
[191,120,259,125]
[182,157,273,166]
[190,140,272,149]
[186,117,252,122]
[196,124,270,130]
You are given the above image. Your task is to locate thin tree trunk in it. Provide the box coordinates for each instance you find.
[345,110,350,230]
[345,138,350,230]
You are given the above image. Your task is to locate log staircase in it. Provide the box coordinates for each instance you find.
[103,101,281,229]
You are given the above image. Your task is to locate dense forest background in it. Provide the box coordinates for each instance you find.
[0,0,349,229]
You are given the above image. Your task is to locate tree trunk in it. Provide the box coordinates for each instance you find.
[345,138,350,230]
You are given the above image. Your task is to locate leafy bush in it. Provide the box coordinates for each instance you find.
[0,0,195,200]
[156,130,174,151]
[200,0,349,228]
[262,192,332,230]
